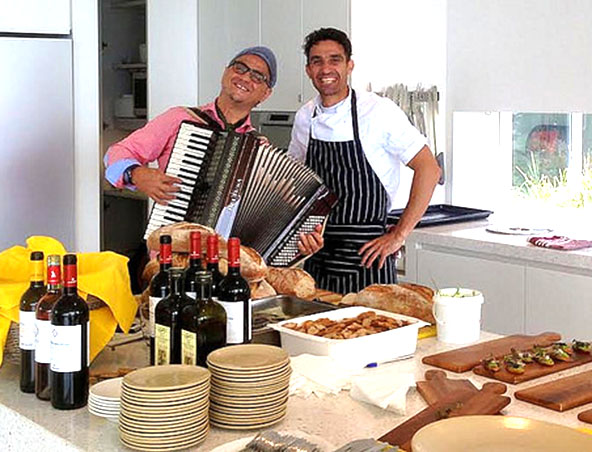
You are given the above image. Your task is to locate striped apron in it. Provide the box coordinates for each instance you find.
[303,90,397,294]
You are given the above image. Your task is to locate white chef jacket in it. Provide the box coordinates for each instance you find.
[288,89,427,211]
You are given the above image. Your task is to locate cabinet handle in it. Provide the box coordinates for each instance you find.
[298,94,302,103]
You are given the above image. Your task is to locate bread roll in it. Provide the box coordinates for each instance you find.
[249,279,277,300]
[266,267,316,300]
[340,284,435,324]
[141,253,189,283]
[147,222,215,253]
[141,248,266,284]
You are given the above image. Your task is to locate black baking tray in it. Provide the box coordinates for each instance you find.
[387,204,493,228]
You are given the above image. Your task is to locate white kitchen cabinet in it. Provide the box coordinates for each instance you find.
[525,266,592,339]
[415,247,526,335]
[0,0,70,34]
[301,0,351,103]
[196,0,350,110]
[260,0,302,111]
[198,0,259,105]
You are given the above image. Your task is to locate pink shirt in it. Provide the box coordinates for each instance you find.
[104,103,256,189]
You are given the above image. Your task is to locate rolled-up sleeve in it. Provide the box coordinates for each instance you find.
[381,100,427,165]
[104,107,183,188]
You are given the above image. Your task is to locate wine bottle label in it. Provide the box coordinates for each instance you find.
[185,291,196,300]
[149,296,163,338]
[154,323,170,365]
[218,299,251,344]
[35,319,52,363]
[181,330,197,365]
[19,310,36,350]
[50,324,82,372]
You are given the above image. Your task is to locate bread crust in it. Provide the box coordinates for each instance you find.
[340,283,435,324]
[265,267,316,300]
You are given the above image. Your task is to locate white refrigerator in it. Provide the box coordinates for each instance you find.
[0,36,75,251]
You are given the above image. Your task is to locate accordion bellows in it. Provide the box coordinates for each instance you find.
[144,121,337,267]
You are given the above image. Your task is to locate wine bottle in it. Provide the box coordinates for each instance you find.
[35,254,62,401]
[50,254,89,410]
[19,251,46,393]
[181,271,227,366]
[154,268,189,365]
[217,238,252,345]
[149,234,172,365]
[206,235,223,300]
[184,231,202,299]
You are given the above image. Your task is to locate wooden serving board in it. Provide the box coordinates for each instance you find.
[474,352,592,384]
[379,384,511,451]
[422,332,561,373]
[578,408,592,424]
[416,369,506,406]
[514,370,592,411]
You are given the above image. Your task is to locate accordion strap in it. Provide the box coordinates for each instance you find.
[186,107,223,131]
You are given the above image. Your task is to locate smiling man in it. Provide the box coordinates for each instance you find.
[104,46,276,204]
[288,28,441,294]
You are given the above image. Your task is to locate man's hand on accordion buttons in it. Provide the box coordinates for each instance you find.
[131,166,182,205]
[297,224,324,256]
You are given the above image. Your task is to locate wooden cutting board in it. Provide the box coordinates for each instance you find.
[417,369,506,406]
[378,383,511,451]
[422,332,561,373]
[578,408,592,424]
[514,370,592,411]
[474,352,592,384]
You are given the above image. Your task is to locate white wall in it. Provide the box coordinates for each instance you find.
[447,0,592,112]
[351,0,447,209]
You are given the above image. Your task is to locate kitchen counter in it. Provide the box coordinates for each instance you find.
[2,333,592,451]
[407,220,592,272]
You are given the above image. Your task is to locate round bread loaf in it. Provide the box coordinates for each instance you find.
[265,267,316,300]
[146,222,215,253]
[249,279,277,300]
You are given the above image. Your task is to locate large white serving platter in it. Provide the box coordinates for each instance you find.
[269,306,427,369]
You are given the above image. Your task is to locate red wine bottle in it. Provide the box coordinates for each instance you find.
[154,268,188,365]
[19,251,46,393]
[181,271,226,366]
[50,254,89,410]
[217,238,251,344]
[149,234,172,365]
[184,231,202,299]
[206,235,223,300]
[35,254,62,400]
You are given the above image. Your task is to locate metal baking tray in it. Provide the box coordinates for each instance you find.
[252,295,337,346]
[387,204,493,228]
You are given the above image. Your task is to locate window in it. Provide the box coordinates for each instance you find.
[452,112,592,221]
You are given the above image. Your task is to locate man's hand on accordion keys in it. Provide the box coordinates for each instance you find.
[297,223,324,256]
[131,166,183,205]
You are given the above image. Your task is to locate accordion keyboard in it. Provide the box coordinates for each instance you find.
[143,122,214,239]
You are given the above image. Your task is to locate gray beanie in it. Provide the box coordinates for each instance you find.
[230,46,277,88]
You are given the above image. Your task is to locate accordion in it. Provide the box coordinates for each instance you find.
[144,120,337,267]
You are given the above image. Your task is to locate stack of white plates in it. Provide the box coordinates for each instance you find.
[118,365,210,451]
[88,377,122,421]
[207,344,291,430]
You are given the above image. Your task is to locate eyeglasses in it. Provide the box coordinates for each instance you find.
[229,60,270,87]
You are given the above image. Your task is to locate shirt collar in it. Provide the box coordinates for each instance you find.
[313,87,352,115]
[200,100,255,133]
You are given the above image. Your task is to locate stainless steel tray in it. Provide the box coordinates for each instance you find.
[252,295,337,346]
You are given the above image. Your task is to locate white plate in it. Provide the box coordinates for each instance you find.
[90,377,123,400]
[412,416,592,452]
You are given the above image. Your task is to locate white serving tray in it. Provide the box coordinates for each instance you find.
[269,306,428,369]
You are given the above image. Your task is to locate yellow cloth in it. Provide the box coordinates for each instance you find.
[0,236,138,366]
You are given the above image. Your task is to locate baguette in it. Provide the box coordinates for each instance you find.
[340,283,435,324]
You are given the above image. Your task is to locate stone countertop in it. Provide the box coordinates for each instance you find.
[407,220,592,271]
[2,334,592,451]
